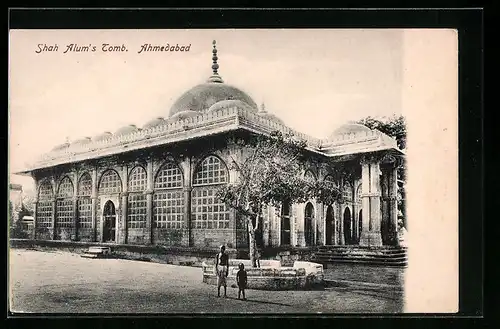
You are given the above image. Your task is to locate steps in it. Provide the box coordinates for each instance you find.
[81,246,112,259]
[311,246,408,267]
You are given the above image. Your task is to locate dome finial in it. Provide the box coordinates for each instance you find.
[207,40,224,83]
[259,101,267,114]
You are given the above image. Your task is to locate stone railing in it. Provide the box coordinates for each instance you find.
[29,107,242,169]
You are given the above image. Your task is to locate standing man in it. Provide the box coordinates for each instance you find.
[215,245,229,298]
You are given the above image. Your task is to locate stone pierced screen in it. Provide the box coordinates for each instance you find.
[193,156,228,185]
[78,197,92,229]
[191,187,229,229]
[153,162,184,229]
[98,170,122,195]
[56,199,74,228]
[78,173,92,196]
[153,191,184,229]
[37,181,54,229]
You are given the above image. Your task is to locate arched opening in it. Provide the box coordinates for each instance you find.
[280,200,291,246]
[343,207,352,245]
[304,202,314,246]
[102,200,116,242]
[55,176,75,240]
[192,155,229,248]
[77,173,93,241]
[325,205,334,245]
[127,166,147,244]
[153,160,184,245]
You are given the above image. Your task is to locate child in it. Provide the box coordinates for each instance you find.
[236,263,248,300]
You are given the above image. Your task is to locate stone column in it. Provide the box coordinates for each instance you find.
[390,165,399,245]
[51,199,57,240]
[120,192,128,244]
[359,158,383,246]
[338,202,344,245]
[72,196,78,241]
[352,202,358,244]
[182,156,192,247]
[146,159,154,244]
[183,187,192,247]
[91,168,98,242]
[33,200,38,239]
[121,166,128,244]
[72,171,79,240]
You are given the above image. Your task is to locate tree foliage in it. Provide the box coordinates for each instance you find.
[217,131,341,266]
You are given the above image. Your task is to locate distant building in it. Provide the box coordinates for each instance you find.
[9,183,23,211]
[15,40,404,249]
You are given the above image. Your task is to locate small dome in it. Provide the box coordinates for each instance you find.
[72,137,92,145]
[93,131,113,142]
[168,83,258,118]
[258,112,285,125]
[115,124,139,137]
[51,142,70,151]
[330,123,372,138]
[167,110,200,123]
[207,99,254,113]
[143,117,166,129]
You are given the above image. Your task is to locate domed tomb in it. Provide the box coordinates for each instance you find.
[167,40,258,118]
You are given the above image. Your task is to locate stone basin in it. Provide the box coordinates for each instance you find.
[201,259,324,291]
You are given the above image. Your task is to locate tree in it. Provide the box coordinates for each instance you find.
[217,131,341,267]
[355,115,407,229]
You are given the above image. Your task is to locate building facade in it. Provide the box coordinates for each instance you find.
[15,41,404,249]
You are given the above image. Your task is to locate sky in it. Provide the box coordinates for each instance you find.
[9,29,405,191]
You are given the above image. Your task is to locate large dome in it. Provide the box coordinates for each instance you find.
[168,82,258,118]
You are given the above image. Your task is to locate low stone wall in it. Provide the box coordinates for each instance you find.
[202,259,324,291]
[9,239,236,267]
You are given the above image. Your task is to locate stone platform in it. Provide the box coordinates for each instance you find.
[201,259,324,291]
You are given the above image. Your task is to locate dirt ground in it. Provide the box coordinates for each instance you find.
[9,249,404,314]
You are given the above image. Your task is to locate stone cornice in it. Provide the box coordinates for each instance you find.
[15,106,403,174]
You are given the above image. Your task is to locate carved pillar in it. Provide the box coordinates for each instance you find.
[120,192,128,244]
[146,159,154,244]
[390,165,399,245]
[72,196,78,241]
[359,158,383,246]
[51,199,57,240]
[91,167,98,242]
[338,202,344,245]
[33,200,38,239]
[121,166,128,244]
[183,187,192,247]
[73,172,79,240]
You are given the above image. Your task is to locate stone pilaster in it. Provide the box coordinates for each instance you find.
[120,192,128,244]
[183,186,192,247]
[33,200,38,239]
[91,167,98,242]
[91,197,97,242]
[146,159,154,244]
[72,196,78,240]
[359,158,383,246]
[51,199,57,240]
[390,165,399,245]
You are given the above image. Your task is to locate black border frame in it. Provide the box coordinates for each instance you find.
[5,7,484,327]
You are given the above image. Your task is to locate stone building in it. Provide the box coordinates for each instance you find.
[15,41,404,249]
